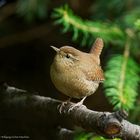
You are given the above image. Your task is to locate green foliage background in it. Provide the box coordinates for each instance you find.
[50,1,140,139]
[1,0,140,139]
[51,4,140,113]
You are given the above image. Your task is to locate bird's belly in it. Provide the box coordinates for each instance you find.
[50,68,99,99]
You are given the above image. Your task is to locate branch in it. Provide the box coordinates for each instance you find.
[0,83,140,140]
[52,5,125,45]
[118,36,130,105]
[104,36,139,110]
[57,127,74,140]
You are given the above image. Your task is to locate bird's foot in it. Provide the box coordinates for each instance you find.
[68,96,87,112]
[58,98,71,114]
[58,97,87,113]
[58,101,68,114]
[68,100,86,113]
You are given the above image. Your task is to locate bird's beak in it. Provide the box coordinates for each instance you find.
[50,46,60,53]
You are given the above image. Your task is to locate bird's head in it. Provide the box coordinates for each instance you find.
[50,46,82,68]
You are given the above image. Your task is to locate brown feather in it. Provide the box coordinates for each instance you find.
[90,38,104,57]
[82,64,105,82]
[79,55,105,82]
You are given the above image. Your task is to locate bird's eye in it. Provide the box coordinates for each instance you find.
[66,54,70,58]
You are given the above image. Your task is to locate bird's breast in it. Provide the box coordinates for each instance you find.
[50,64,99,99]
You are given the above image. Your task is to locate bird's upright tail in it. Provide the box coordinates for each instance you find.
[90,38,104,58]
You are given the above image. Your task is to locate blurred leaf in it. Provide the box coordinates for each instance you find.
[52,5,125,46]
[134,19,140,30]
[129,100,140,124]
[104,55,140,111]
[122,8,140,28]
[74,132,121,140]
[17,0,49,22]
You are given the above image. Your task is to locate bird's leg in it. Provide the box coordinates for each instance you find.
[58,98,71,113]
[68,96,87,112]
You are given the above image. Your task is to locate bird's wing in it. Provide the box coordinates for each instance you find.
[82,64,105,82]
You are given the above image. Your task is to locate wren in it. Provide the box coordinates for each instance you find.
[50,38,104,110]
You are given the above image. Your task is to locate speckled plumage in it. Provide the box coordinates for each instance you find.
[50,38,104,99]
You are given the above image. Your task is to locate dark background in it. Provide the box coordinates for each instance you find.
[0,0,110,110]
[0,0,113,139]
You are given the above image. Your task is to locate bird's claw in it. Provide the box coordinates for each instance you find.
[58,99,87,114]
[58,101,69,114]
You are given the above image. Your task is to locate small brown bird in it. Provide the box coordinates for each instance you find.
[50,38,104,110]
